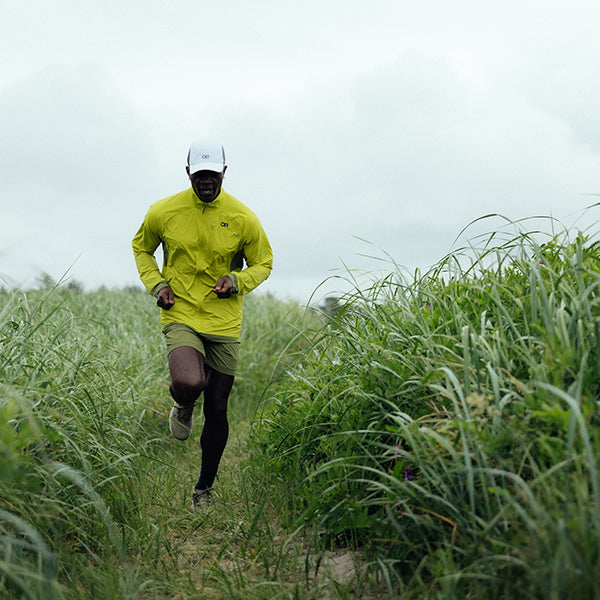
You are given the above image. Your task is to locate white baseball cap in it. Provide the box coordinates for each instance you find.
[187,140,226,174]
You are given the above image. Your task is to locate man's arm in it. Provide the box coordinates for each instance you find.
[132,210,169,295]
[227,217,273,295]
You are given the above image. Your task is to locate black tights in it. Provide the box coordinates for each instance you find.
[168,346,234,479]
[200,368,233,474]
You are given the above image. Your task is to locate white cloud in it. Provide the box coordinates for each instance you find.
[0,63,155,193]
[1,0,600,301]
[0,63,158,288]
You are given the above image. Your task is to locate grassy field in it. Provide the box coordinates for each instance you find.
[2,218,600,598]
[250,221,600,599]
[0,284,324,599]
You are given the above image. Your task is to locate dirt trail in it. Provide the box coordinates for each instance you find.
[156,418,372,599]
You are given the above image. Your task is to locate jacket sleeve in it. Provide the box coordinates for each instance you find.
[131,208,169,296]
[228,216,273,295]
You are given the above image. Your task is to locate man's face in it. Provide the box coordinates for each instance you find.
[187,166,226,203]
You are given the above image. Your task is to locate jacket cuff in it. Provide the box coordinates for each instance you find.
[150,281,170,298]
[226,272,239,294]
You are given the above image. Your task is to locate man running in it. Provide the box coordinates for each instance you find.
[132,139,273,510]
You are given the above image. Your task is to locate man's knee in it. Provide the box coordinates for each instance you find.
[203,372,233,421]
[203,388,229,422]
[204,401,228,424]
[168,346,206,404]
[170,373,205,403]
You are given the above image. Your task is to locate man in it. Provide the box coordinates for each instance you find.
[132,139,273,511]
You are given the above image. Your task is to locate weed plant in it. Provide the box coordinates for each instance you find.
[236,293,321,420]
[251,222,600,598]
[0,286,168,599]
[0,284,316,599]
[3,217,600,598]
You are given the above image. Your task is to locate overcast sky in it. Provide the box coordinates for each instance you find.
[2,1,600,303]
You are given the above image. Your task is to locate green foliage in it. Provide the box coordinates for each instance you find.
[235,293,322,419]
[0,284,318,599]
[0,287,166,598]
[251,225,600,598]
[3,218,600,598]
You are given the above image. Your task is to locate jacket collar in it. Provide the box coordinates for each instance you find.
[190,186,225,208]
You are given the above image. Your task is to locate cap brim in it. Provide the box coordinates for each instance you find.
[188,162,225,174]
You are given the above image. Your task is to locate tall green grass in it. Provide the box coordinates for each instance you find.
[251,221,600,598]
[0,286,168,598]
[0,283,317,599]
[3,217,600,598]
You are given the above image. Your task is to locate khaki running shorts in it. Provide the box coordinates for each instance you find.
[162,322,240,376]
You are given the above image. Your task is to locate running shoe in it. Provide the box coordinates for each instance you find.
[169,402,194,440]
[191,488,214,512]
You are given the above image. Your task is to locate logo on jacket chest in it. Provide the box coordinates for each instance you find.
[220,222,229,228]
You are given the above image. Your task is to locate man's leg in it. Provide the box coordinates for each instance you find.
[195,369,235,491]
[169,346,206,403]
[168,346,206,440]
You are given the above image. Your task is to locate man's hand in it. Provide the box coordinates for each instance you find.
[156,286,175,309]
[213,276,233,298]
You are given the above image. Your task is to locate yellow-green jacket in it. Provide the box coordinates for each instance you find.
[132,187,273,338]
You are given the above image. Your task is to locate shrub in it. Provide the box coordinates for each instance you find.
[251,225,600,598]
